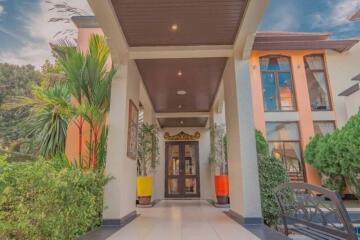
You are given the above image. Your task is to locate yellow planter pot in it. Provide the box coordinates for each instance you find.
[137,176,153,197]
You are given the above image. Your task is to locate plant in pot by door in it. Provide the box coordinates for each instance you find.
[209,123,229,205]
[137,123,159,206]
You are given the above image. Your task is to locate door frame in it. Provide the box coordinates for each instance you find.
[165,141,200,198]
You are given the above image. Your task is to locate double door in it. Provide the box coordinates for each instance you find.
[165,141,200,198]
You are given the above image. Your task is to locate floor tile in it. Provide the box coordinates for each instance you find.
[107,200,260,240]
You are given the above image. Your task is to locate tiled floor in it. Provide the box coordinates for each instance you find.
[107,200,260,240]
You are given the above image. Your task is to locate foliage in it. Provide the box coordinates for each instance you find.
[0,149,36,162]
[40,60,64,87]
[137,123,159,176]
[52,34,116,168]
[209,124,228,175]
[0,155,109,240]
[256,130,289,226]
[13,84,73,158]
[255,129,269,157]
[0,63,41,150]
[304,112,360,195]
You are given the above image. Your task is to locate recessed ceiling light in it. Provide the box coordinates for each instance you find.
[177,71,182,76]
[176,90,187,95]
[171,24,178,31]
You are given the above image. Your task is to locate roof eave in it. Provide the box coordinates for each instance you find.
[71,16,99,28]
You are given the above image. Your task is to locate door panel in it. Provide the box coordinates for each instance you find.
[165,141,200,198]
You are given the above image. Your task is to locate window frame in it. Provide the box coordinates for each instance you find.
[313,120,336,136]
[266,121,305,181]
[260,55,298,112]
[303,54,333,112]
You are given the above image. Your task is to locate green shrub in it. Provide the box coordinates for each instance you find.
[0,155,109,240]
[304,112,360,195]
[255,130,289,226]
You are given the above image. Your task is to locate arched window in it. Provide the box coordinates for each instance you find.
[304,54,332,111]
[260,55,296,111]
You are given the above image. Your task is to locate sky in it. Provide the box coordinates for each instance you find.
[0,0,359,69]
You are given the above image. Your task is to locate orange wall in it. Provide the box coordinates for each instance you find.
[250,50,334,186]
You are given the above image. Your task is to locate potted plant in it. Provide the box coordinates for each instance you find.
[137,123,159,205]
[209,123,229,205]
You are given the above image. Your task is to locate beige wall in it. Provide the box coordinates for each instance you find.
[103,58,142,219]
[326,42,360,126]
[223,57,262,219]
[345,90,360,118]
[154,127,212,200]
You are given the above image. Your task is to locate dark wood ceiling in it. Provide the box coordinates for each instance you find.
[136,58,227,113]
[158,118,208,128]
[111,0,248,46]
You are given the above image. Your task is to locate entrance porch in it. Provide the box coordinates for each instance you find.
[72,0,281,238]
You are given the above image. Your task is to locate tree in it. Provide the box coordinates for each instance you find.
[256,130,289,226]
[304,112,360,195]
[51,34,116,168]
[137,123,159,176]
[209,123,228,175]
[18,84,72,158]
[0,64,41,150]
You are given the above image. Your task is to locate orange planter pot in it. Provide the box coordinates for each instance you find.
[215,175,229,205]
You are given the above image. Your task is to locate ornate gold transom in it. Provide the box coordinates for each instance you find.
[164,131,200,141]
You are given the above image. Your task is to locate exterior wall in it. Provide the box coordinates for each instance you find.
[326,42,360,125]
[68,24,359,211]
[249,50,336,185]
[345,90,360,118]
[154,127,212,200]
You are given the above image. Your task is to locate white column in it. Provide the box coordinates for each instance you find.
[223,56,262,223]
[103,58,141,222]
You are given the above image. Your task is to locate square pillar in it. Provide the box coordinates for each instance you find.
[103,58,141,224]
[223,56,262,224]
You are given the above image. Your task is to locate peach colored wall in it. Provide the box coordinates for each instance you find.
[250,50,333,186]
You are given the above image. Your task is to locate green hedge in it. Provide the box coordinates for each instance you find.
[0,155,109,240]
[304,112,360,195]
[256,130,289,226]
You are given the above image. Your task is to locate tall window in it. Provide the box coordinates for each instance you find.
[260,56,296,111]
[266,122,304,182]
[304,55,332,111]
[313,121,336,136]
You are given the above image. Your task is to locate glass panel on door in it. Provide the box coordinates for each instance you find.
[184,144,196,175]
[168,145,180,176]
[168,179,179,194]
[184,178,197,194]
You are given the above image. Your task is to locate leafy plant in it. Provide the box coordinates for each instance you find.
[256,130,289,226]
[0,155,109,240]
[304,112,360,195]
[52,34,116,167]
[137,123,159,176]
[209,123,228,175]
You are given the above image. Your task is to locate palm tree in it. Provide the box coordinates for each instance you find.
[52,34,116,168]
[14,84,72,158]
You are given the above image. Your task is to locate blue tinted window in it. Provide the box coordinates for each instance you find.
[261,72,277,111]
[260,56,296,111]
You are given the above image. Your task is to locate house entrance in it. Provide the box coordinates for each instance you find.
[165,141,200,198]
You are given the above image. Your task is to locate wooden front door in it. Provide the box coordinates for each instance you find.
[165,141,200,198]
